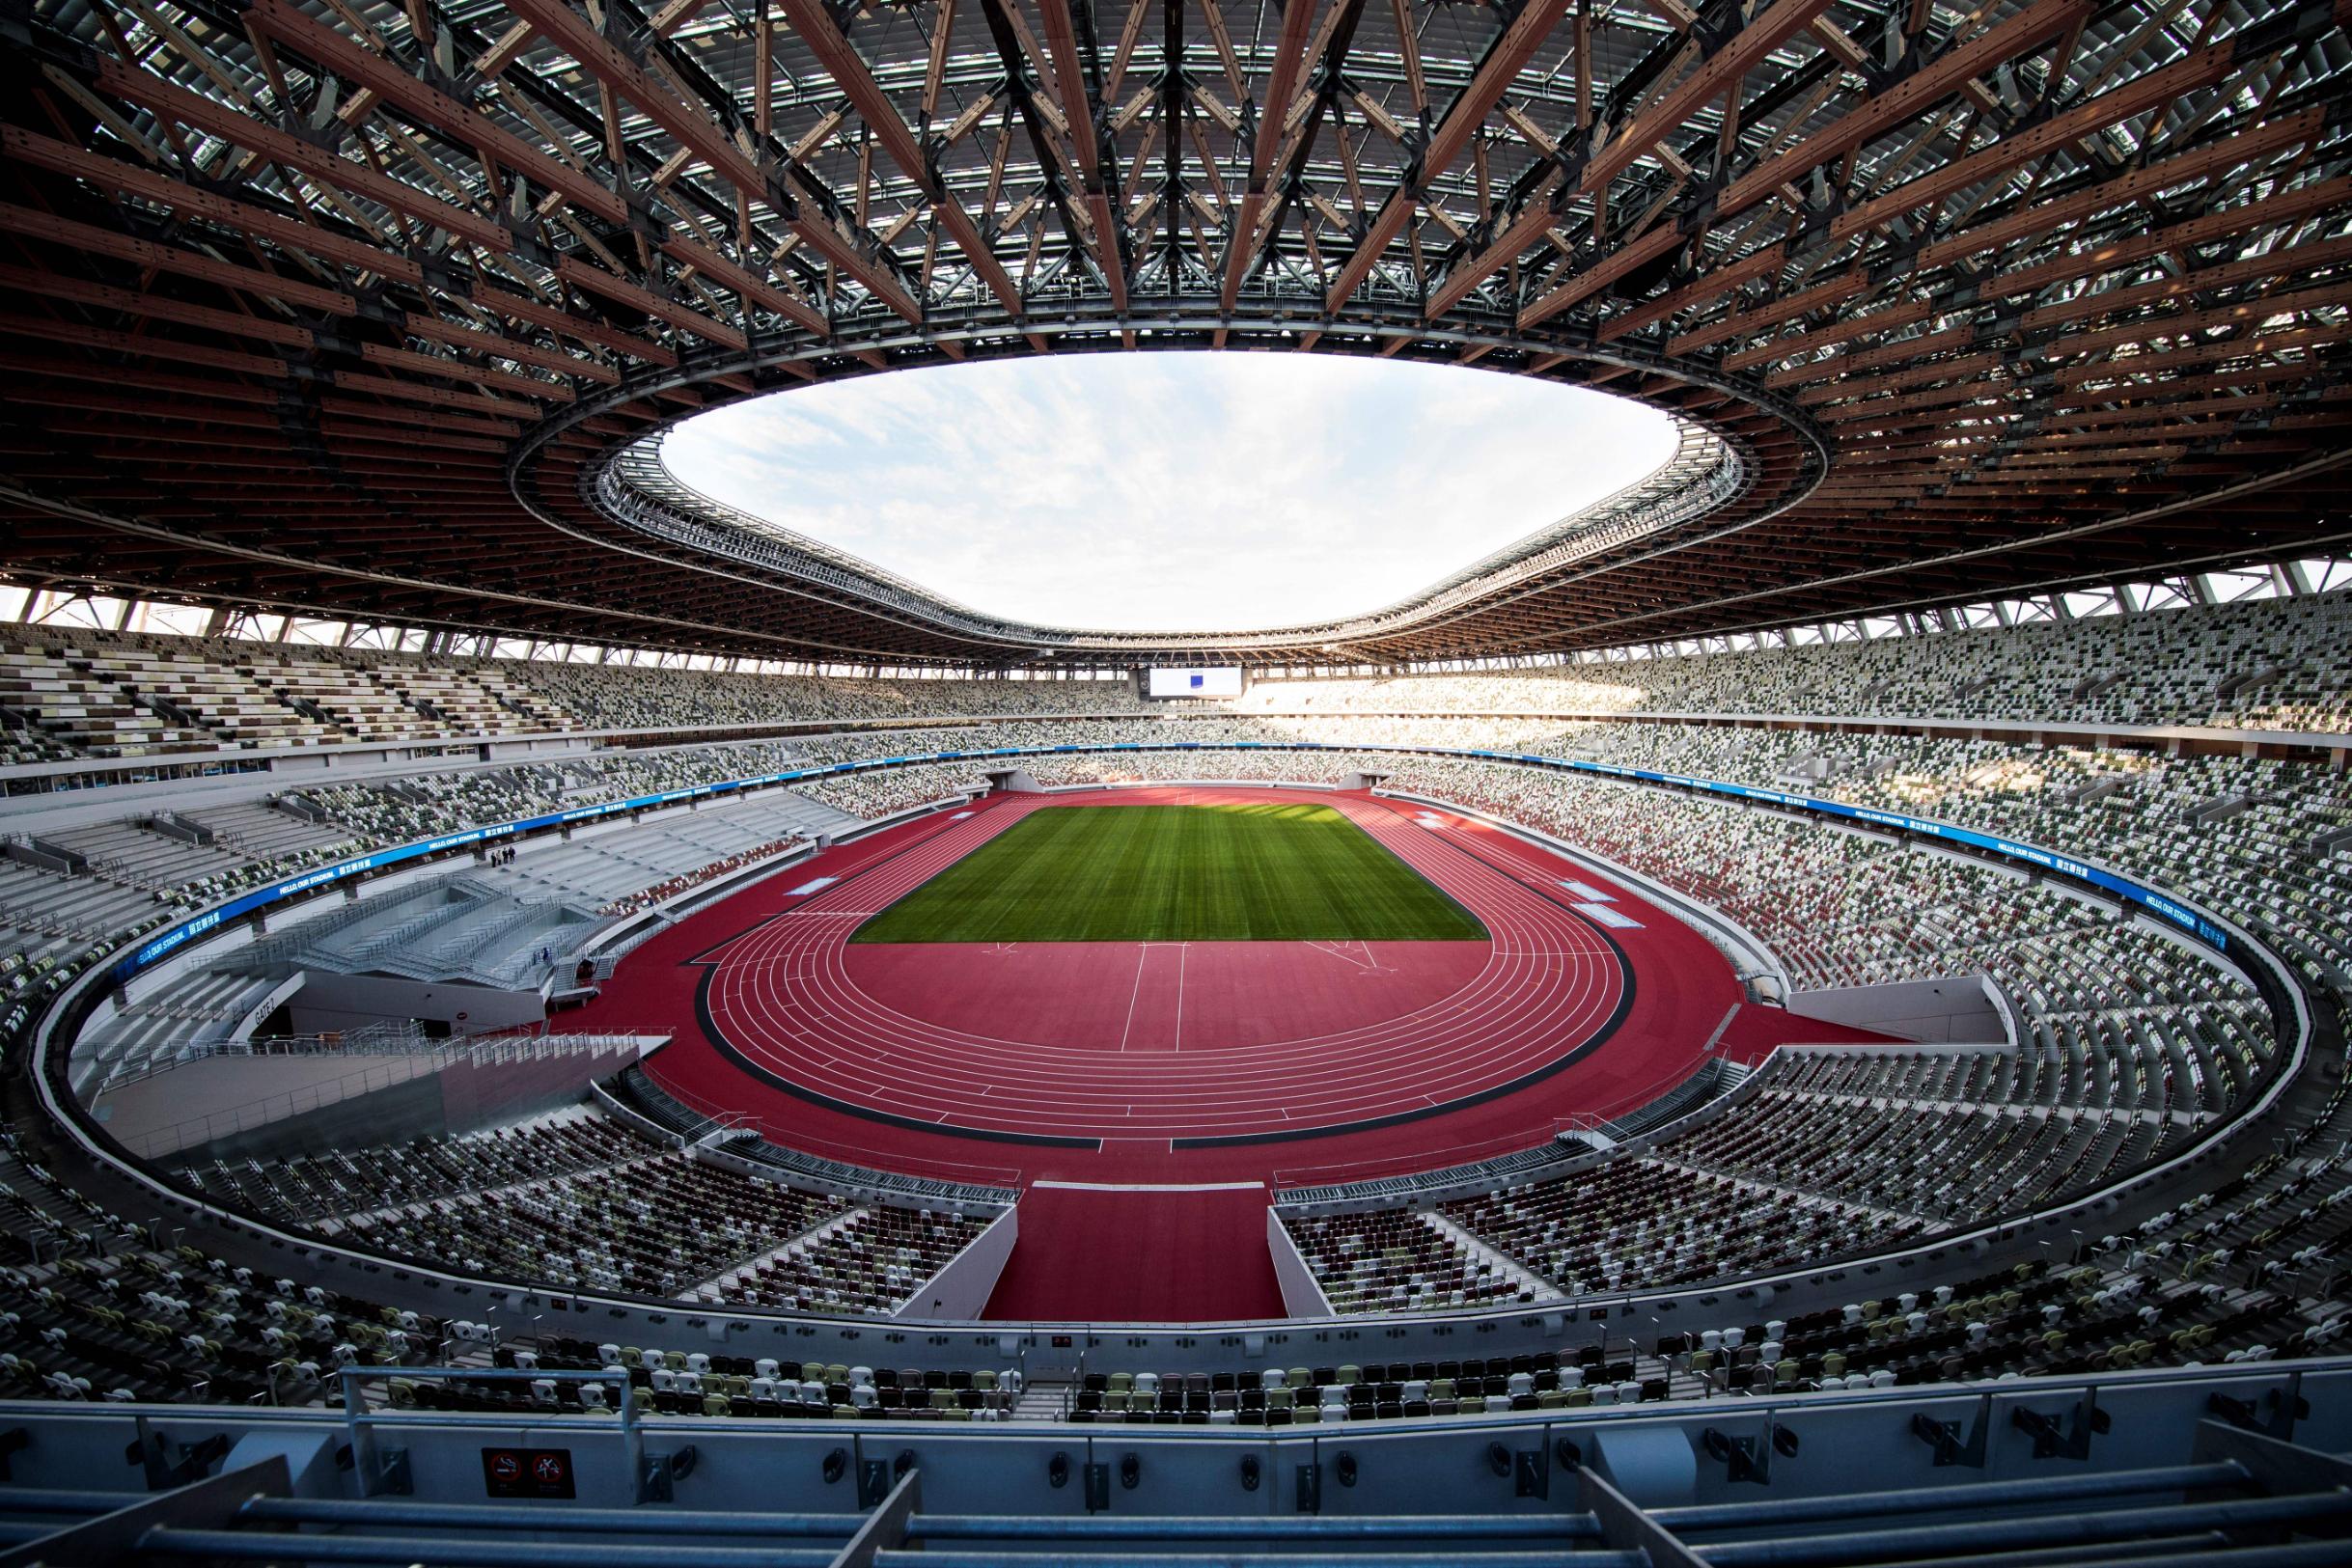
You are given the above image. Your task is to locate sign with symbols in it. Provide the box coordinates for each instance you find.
[482,1446,575,1499]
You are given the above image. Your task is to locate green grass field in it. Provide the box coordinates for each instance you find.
[852,802,1487,944]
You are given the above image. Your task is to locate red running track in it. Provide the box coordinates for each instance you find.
[700,788,1629,1144]
[574,786,1889,1321]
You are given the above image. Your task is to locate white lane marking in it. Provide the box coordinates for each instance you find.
[1118,943,1150,1053]
[1173,942,1187,1053]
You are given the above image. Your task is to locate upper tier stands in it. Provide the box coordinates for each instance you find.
[3,591,2350,766]
[1221,591,2352,729]
[0,628,1147,757]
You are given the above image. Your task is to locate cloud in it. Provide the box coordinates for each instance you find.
[660,352,1679,631]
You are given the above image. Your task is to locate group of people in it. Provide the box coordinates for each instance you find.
[599,837,807,916]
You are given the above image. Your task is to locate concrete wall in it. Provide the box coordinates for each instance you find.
[97,1037,649,1162]
[1267,1207,1334,1318]
[286,971,544,1036]
[895,1208,1019,1322]
[432,1043,645,1139]
[1785,974,2008,1044]
[93,1052,454,1159]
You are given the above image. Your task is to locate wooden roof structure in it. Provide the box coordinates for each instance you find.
[2,0,2348,667]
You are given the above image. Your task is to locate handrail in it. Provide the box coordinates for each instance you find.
[335,1364,650,1502]
[109,1032,658,1161]
[649,1070,1024,1192]
[1269,1120,1588,1194]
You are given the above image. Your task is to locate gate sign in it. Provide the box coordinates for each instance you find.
[482,1445,575,1499]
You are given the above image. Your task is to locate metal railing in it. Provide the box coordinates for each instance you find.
[615,1069,1022,1202]
[336,1364,653,1504]
[111,1032,660,1160]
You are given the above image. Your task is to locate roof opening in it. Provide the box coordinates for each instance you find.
[659,351,1681,633]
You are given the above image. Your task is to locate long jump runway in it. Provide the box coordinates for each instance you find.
[696,787,1630,1146]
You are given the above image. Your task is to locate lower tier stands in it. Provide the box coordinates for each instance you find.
[163,1104,999,1318]
[0,1021,2342,1421]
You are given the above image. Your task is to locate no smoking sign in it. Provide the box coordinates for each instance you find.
[482,1446,575,1499]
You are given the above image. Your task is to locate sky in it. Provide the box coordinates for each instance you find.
[660,351,1680,632]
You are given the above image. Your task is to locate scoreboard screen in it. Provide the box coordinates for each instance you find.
[1147,667,1244,700]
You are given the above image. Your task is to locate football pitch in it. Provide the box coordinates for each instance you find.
[851,802,1488,944]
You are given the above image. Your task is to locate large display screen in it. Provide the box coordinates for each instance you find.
[1147,667,1244,700]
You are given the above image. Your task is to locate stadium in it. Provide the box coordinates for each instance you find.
[2,0,2352,1558]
